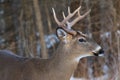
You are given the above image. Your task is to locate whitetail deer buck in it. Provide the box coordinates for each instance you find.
[0,6,104,80]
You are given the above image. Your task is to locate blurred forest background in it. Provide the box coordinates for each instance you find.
[0,0,120,79]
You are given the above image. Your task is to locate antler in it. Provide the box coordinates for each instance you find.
[52,6,91,35]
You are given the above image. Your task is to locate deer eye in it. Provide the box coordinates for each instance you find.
[78,38,86,42]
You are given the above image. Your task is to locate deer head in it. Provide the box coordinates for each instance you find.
[52,6,104,62]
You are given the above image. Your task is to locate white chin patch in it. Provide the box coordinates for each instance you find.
[70,77,80,80]
[75,56,82,62]
[70,74,85,80]
[70,74,79,80]
[75,54,92,62]
[99,54,104,57]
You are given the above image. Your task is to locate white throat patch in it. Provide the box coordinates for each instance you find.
[75,54,92,62]
[70,74,84,80]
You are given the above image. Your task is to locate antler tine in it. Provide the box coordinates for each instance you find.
[52,8,61,26]
[62,11,71,29]
[68,7,71,14]
[61,6,81,25]
[70,9,91,27]
[62,12,66,19]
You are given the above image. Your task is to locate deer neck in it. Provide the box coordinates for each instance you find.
[49,43,79,79]
[30,43,79,80]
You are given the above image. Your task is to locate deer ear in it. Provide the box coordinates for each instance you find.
[56,28,67,39]
[56,28,72,43]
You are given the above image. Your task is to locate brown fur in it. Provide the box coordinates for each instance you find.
[0,32,101,80]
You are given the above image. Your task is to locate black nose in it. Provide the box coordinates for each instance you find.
[98,49,104,54]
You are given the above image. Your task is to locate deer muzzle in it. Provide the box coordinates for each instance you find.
[92,46,104,56]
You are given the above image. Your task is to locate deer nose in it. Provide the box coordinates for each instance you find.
[98,49,104,54]
[93,49,104,56]
[98,49,104,56]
